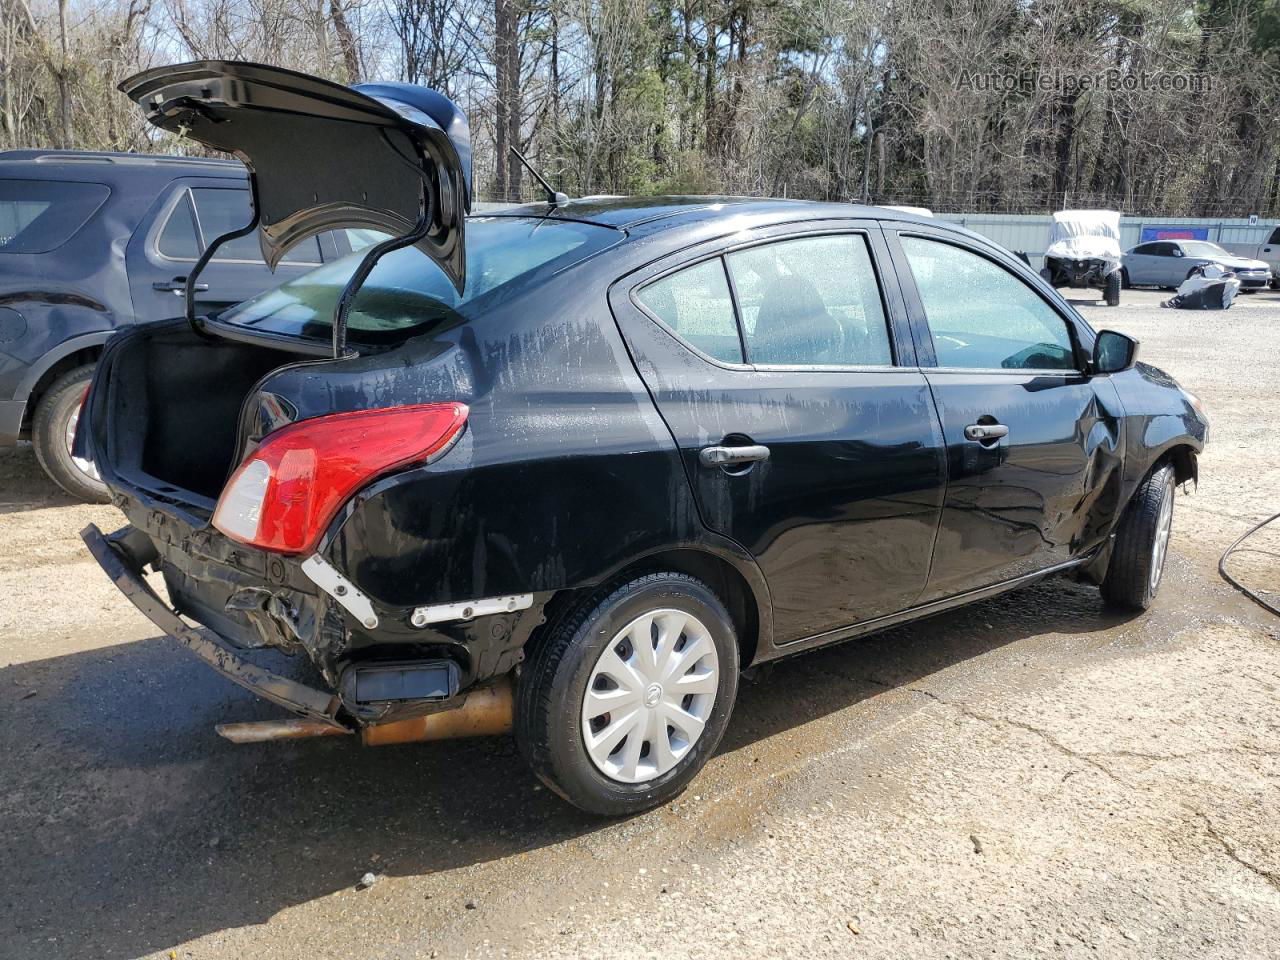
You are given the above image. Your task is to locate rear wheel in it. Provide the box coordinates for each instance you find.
[1101,464,1175,611]
[1105,270,1121,306]
[32,364,109,503]
[516,572,739,815]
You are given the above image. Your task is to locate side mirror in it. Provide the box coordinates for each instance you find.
[1092,330,1139,374]
[1172,248,1184,258]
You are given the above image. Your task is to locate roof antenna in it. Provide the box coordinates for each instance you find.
[510,147,568,206]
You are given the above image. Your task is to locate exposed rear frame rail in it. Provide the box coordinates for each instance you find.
[81,523,348,729]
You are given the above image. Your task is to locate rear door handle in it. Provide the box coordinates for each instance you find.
[964,423,1009,442]
[700,444,770,467]
[153,278,209,293]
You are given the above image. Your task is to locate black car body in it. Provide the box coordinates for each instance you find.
[82,62,1207,814]
[0,149,354,500]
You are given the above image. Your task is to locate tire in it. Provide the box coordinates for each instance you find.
[1105,270,1121,306]
[31,364,109,503]
[516,572,740,816]
[1120,267,1132,290]
[1101,463,1175,612]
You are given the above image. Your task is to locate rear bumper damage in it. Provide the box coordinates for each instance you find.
[81,522,519,744]
[82,523,349,729]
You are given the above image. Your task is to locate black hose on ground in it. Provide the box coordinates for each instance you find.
[1219,511,1280,617]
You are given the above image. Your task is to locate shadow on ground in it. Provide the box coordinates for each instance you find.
[0,446,81,514]
[0,577,1138,959]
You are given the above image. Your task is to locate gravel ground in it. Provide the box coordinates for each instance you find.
[1,288,1278,959]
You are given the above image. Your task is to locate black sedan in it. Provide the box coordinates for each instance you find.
[81,62,1208,815]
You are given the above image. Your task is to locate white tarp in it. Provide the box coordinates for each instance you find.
[1045,210,1123,273]
[1162,262,1241,310]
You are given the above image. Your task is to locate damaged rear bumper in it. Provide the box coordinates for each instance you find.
[81,522,350,730]
[81,522,520,744]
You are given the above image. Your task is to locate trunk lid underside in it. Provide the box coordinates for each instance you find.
[119,59,472,289]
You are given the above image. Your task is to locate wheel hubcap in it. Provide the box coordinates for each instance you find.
[581,609,719,784]
[64,399,100,482]
[1150,480,1174,594]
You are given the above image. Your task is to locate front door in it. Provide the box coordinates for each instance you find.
[610,224,947,644]
[889,229,1124,600]
[127,179,330,323]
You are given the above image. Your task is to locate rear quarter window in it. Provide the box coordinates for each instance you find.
[0,179,110,254]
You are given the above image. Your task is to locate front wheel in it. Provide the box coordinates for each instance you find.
[1101,464,1175,611]
[32,364,110,503]
[516,572,740,815]
[1105,270,1121,306]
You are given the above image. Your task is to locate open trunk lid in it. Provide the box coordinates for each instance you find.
[120,60,471,290]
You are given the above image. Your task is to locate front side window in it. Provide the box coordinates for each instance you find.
[0,179,109,254]
[635,259,742,363]
[726,234,892,366]
[900,236,1076,371]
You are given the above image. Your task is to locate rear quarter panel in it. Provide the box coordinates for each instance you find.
[253,258,711,609]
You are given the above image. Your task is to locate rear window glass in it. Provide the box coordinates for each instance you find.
[0,179,109,254]
[218,217,619,341]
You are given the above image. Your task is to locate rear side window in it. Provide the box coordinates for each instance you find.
[0,179,109,254]
[158,187,322,264]
[635,260,742,363]
[901,236,1076,371]
[726,234,892,366]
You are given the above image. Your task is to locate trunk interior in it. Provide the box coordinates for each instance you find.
[104,325,306,505]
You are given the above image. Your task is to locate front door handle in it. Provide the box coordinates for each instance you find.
[964,423,1009,442]
[153,278,210,293]
[700,444,770,467]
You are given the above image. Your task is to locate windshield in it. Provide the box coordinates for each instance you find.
[218,216,619,341]
[1180,241,1230,258]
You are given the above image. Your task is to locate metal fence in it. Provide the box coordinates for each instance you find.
[934,213,1277,267]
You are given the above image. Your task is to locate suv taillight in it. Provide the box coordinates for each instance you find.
[212,403,468,554]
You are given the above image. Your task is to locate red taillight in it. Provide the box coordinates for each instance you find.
[212,403,468,554]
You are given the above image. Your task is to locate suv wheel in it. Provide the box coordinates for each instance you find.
[32,364,110,503]
[517,572,739,815]
[1101,463,1175,611]
[1105,270,1121,306]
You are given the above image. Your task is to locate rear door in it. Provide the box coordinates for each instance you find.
[1125,243,1162,285]
[126,179,332,322]
[888,227,1123,600]
[609,222,947,645]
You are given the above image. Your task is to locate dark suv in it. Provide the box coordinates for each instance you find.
[81,62,1208,815]
[0,150,353,500]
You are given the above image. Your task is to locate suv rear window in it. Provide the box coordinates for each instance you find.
[0,179,109,254]
[218,217,619,342]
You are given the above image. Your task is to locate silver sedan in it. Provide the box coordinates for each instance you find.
[1123,240,1271,291]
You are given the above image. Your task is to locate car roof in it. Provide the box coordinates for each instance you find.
[0,149,245,184]
[488,195,940,231]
